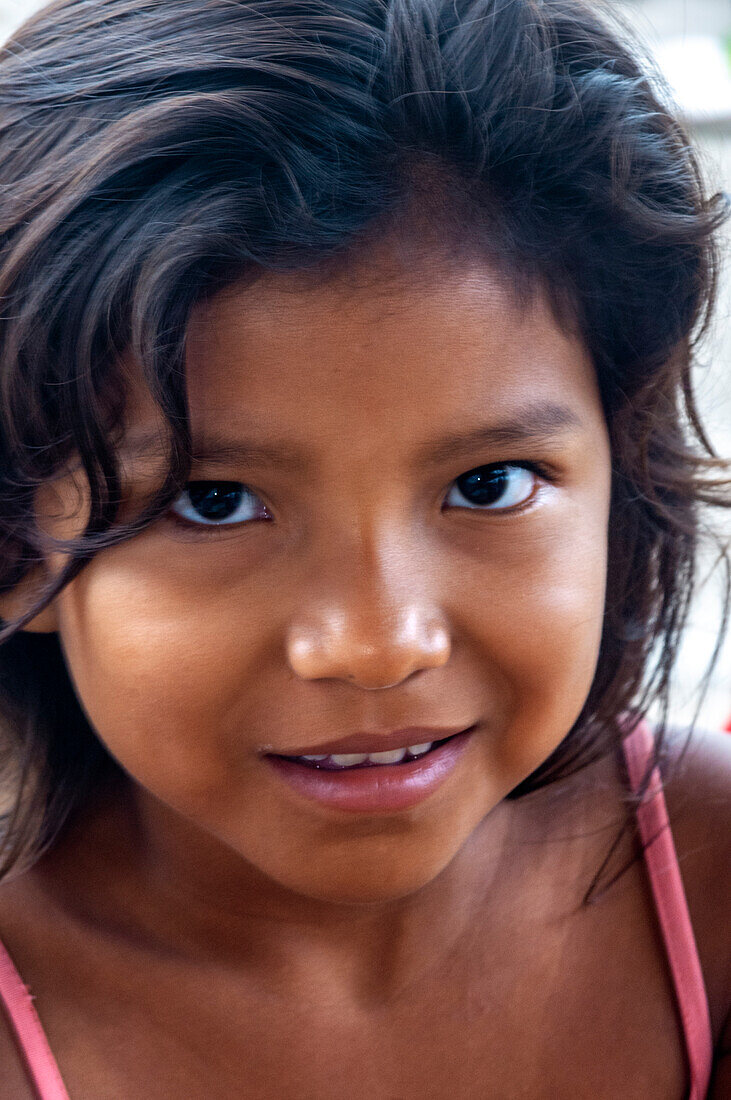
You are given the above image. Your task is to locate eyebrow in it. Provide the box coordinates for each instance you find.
[413,401,584,466]
[121,430,308,472]
[121,401,585,473]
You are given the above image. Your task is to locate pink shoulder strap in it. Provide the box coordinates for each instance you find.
[0,938,70,1100]
[622,721,713,1100]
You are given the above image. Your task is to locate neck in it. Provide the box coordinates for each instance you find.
[32,758,624,1006]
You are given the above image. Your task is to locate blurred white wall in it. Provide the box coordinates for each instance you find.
[0,1,38,28]
[1,0,730,728]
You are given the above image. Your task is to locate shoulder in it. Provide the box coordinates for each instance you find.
[661,723,731,842]
[657,726,731,1046]
[660,725,731,880]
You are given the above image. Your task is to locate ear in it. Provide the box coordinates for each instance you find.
[0,571,59,634]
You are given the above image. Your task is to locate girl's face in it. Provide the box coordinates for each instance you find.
[27,247,612,903]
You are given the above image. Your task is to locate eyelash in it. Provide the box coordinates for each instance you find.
[165,461,555,536]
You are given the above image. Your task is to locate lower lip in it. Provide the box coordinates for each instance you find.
[264,729,475,813]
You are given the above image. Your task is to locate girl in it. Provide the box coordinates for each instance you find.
[0,0,729,1096]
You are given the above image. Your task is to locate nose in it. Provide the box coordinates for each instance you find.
[285,536,451,690]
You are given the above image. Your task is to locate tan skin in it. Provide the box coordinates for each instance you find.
[0,240,729,1098]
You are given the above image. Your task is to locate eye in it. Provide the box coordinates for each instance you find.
[168,482,270,528]
[443,463,539,512]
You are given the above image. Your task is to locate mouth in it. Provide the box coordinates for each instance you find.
[275,734,457,770]
[264,727,477,814]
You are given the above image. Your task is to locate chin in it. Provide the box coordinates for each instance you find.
[269,837,467,906]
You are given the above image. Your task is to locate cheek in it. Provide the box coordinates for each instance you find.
[463,519,608,778]
[54,544,261,804]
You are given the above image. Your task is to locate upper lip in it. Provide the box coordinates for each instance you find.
[267,726,475,758]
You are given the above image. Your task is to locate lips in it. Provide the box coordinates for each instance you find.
[264,727,476,813]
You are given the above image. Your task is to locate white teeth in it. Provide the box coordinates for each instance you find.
[295,743,436,768]
[367,747,407,765]
[330,753,368,766]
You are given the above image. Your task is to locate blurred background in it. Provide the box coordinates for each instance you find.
[615,0,731,733]
[0,0,729,730]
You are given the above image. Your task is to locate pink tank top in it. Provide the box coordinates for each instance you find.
[0,722,714,1099]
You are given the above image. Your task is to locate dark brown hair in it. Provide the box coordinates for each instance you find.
[0,0,729,881]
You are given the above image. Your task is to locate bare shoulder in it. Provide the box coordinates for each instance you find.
[662,719,731,814]
[658,726,731,1038]
[660,725,731,873]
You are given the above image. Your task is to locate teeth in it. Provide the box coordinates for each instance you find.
[367,747,407,765]
[294,742,437,769]
[330,753,368,766]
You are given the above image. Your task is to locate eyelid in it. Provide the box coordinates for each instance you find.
[164,459,560,536]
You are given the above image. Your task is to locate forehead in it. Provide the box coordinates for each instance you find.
[123,248,600,462]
